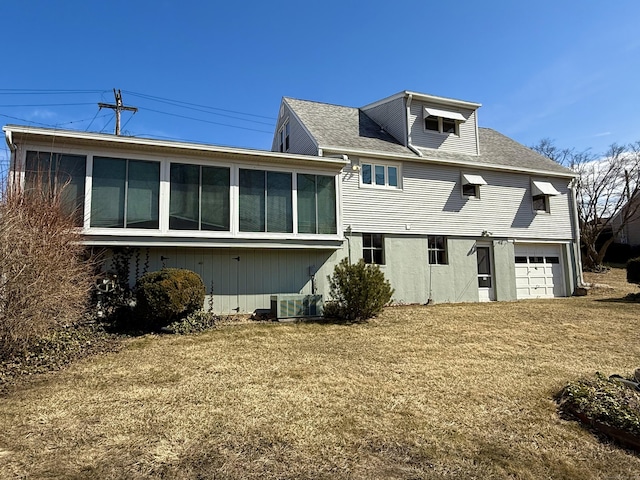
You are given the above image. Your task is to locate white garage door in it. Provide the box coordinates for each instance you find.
[515,244,565,299]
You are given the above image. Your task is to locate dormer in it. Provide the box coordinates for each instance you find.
[362,91,481,156]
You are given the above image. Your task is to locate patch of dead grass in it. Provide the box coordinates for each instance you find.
[1,269,640,478]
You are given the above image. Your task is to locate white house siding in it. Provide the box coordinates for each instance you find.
[272,103,318,156]
[109,246,341,314]
[361,97,407,146]
[409,102,478,155]
[342,159,573,241]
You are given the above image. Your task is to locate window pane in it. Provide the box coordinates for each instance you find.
[425,116,439,131]
[239,169,265,232]
[127,160,160,229]
[364,249,373,264]
[362,164,372,184]
[363,233,372,248]
[375,165,385,185]
[170,164,199,230]
[462,183,477,197]
[533,194,548,211]
[372,233,383,249]
[57,154,86,225]
[297,173,316,234]
[25,151,86,226]
[91,157,126,227]
[477,247,491,275]
[442,118,456,134]
[317,175,337,234]
[373,249,384,265]
[515,256,527,263]
[546,256,560,264]
[388,166,398,187]
[267,171,292,233]
[202,166,230,231]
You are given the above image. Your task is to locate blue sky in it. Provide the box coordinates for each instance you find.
[1,1,639,173]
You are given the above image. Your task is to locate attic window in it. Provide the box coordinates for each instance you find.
[278,120,290,152]
[424,107,465,136]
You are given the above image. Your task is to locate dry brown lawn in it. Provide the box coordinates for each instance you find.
[1,268,640,479]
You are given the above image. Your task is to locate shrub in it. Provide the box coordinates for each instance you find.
[627,257,640,285]
[135,268,205,329]
[327,258,394,321]
[0,181,94,359]
[557,372,640,437]
[165,311,218,335]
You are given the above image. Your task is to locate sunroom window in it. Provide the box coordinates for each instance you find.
[170,164,230,231]
[25,151,86,226]
[91,157,160,228]
[239,169,292,233]
[297,174,337,234]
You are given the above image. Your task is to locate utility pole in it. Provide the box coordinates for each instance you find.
[98,89,138,135]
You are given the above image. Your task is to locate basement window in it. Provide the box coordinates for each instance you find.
[363,233,384,265]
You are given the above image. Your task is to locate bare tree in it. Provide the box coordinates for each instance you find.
[531,140,640,271]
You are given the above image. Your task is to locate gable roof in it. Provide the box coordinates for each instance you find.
[284,97,574,177]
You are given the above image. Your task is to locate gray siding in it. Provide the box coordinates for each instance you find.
[272,102,318,156]
[409,101,478,155]
[342,159,574,240]
[361,97,407,146]
[109,246,340,314]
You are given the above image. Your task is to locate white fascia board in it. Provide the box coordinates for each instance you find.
[362,91,482,111]
[3,125,343,169]
[319,145,577,179]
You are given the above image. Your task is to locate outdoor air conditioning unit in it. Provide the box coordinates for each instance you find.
[270,294,323,319]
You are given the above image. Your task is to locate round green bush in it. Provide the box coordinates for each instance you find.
[327,258,394,321]
[135,268,205,329]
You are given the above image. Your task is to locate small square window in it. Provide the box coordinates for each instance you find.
[363,233,384,265]
[442,118,457,134]
[462,183,479,198]
[428,236,448,265]
[533,194,549,213]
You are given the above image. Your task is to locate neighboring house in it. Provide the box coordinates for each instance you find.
[4,89,582,313]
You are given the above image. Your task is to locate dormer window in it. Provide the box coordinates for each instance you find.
[424,107,465,136]
[531,180,560,213]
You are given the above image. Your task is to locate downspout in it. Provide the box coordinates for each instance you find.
[569,177,584,287]
[4,129,17,187]
[405,94,424,158]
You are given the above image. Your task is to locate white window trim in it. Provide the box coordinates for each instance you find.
[359,160,402,190]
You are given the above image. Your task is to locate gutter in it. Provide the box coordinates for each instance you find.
[320,145,576,179]
[405,94,423,157]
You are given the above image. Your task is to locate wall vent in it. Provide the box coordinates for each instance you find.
[270,294,323,319]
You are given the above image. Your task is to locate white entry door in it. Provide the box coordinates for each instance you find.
[514,244,565,299]
[476,243,495,301]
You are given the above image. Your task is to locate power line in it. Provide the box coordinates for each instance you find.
[0,103,95,107]
[139,107,273,134]
[123,90,275,121]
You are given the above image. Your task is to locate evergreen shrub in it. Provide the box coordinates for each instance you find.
[135,268,205,329]
[327,258,394,321]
